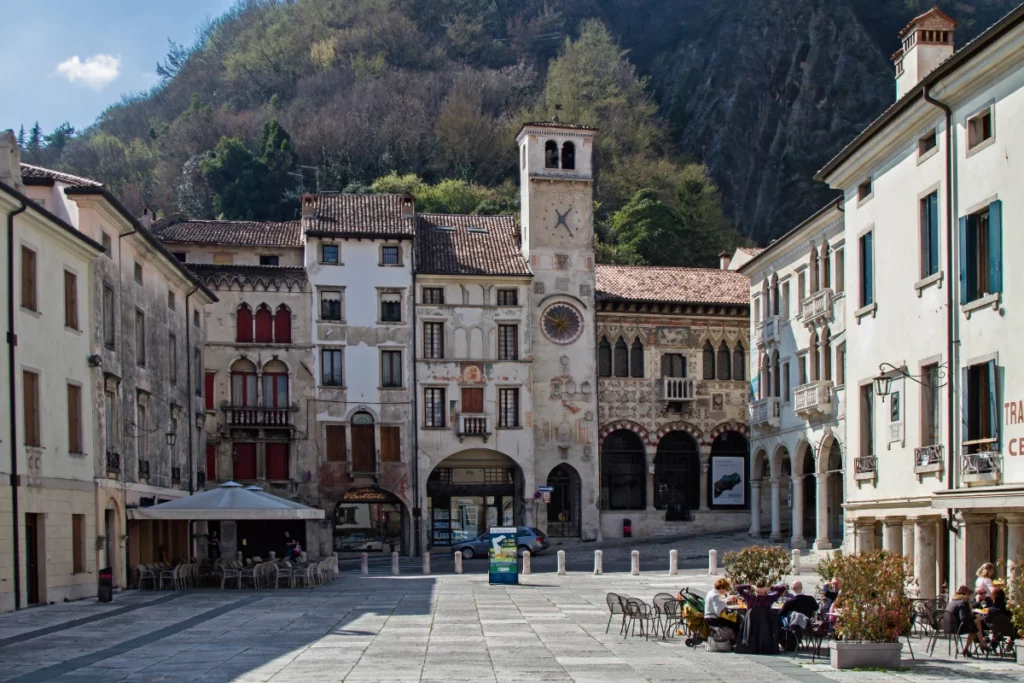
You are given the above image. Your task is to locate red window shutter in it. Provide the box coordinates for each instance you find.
[326,426,346,462]
[380,426,400,462]
[266,443,289,480]
[254,306,273,343]
[274,306,291,343]
[233,443,257,479]
[206,444,217,480]
[461,388,483,413]
[204,372,215,411]
[236,306,253,343]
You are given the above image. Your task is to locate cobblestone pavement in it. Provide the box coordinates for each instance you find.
[1,562,1021,682]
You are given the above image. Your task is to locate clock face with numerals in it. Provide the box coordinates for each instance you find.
[541,303,584,344]
[540,192,582,247]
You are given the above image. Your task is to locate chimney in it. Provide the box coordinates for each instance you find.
[894,8,957,99]
[301,193,318,218]
[139,206,154,229]
[0,130,24,192]
[400,193,414,218]
[719,251,731,270]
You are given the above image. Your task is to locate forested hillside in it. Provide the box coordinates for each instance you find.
[15,0,1021,263]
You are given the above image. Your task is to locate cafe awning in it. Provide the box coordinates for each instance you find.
[127,481,325,521]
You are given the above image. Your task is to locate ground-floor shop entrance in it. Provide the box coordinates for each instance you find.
[426,450,522,547]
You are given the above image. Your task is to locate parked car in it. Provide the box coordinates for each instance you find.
[453,527,549,559]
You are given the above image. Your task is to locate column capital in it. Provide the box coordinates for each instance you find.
[957,511,995,524]
[1002,513,1024,524]
[750,479,763,490]
[883,516,906,525]
[912,514,942,523]
[854,517,876,528]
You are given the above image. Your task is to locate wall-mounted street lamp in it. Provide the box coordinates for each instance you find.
[165,431,177,447]
[872,362,947,402]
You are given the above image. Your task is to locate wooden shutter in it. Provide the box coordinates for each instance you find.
[380,426,400,462]
[206,444,217,479]
[351,425,375,472]
[988,360,999,448]
[461,387,483,413]
[861,233,873,305]
[326,425,347,462]
[959,216,972,304]
[21,247,35,310]
[67,384,81,453]
[266,443,289,480]
[72,515,84,573]
[988,200,1002,294]
[233,443,257,479]
[23,371,38,446]
[204,373,215,410]
[236,306,253,342]
[962,366,971,443]
[254,306,273,342]
[274,307,291,343]
[64,271,78,329]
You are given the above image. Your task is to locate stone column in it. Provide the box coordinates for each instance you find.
[882,517,904,555]
[770,480,783,542]
[855,519,874,553]
[790,476,806,549]
[902,521,915,570]
[220,521,238,559]
[749,480,763,537]
[1005,513,1024,586]
[962,512,993,589]
[645,446,657,512]
[698,445,712,510]
[914,517,938,599]
[814,473,831,550]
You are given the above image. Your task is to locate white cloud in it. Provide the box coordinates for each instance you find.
[56,54,121,90]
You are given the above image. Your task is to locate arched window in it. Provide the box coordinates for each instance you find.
[254,304,273,343]
[601,429,646,510]
[561,141,576,170]
[544,140,558,169]
[274,305,292,344]
[598,337,612,377]
[761,279,770,319]
[809,330,820,382]
[809,249,820,294]
[703,341,715,380]
[733,345,746,382]
[630,338,644,378]
[262,359,289,408]
[772,350,781,398]
[760,354,770,399]
[821,242,831,289]
[771,273,779,316]
[614,338,629,377]
[822,327,832,381]
[235,304,253,343]
[230,359,257,407]
[717,341,731,380]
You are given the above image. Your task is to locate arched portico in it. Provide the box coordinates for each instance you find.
[332,485,407,554]
[770,444,792,542]
[749,448,769,536]
[814,437,845,549]
[791,440,814,549]
[546,464,582,537]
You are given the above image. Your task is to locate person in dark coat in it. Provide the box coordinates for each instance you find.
[736,579,786,654]
[780,581,819,628]
[946,585,988,656]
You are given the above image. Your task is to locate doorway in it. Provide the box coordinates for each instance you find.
[547,464,581,537]
[351,412,375,474]
[655,431,700,520]
[25,513,41,605]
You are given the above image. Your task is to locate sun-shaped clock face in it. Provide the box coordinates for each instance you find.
[541,303,584,344]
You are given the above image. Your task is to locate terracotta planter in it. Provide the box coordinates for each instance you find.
[829,641,903,669]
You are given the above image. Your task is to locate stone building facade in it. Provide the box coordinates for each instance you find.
[595,265,752,538]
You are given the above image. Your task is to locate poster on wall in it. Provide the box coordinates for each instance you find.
[488,526,518,585]
[710,456,746,508]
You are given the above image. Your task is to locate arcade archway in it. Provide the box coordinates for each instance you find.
[655,431,700,520]
[426,449,523,547]
[546,464,581,537]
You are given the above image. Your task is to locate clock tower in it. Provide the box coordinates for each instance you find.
[517,121,601,541]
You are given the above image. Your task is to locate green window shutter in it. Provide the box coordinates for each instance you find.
[988,200,1002,294]
[959,216,973,304]
[861,233,873,306]
[987,360,999,448]
[927,192,940,275]
[961,366,971,444]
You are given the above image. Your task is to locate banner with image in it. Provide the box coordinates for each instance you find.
[488,526,518,585]
[710,456,746,508]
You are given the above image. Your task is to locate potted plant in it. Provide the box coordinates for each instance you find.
[829,550,914,669]
[1006,558,1024,663]
[723,544,791,586]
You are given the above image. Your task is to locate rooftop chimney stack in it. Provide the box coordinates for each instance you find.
[301,193,318,219]
[0,130,24,192]
[400,194,414,218]
[893,8,957,100]
[139,206,154,229]
[719,251,731,270]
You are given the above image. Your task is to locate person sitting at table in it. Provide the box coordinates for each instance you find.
[984,587,1011,622]
[975,562,996,597]
[780,581,819,628]
[947,585,989,656]
[735,579,787,654]
[705,578,740,637]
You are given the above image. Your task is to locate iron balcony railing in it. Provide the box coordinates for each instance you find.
[962,450,1000,476]
[793,380,833,418]
[749,397,781,429]
[106,451,121,473]
[915,444,943,467]
[854,455,877,474]
[754,316,780,347]
[662,377,696,401]
[801,288,833,326]
[223,404,297,427]
[138,459,150,480]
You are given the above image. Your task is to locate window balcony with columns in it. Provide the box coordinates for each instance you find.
[754,316,780,348]
[793,380,834,419]
[801,288,834,327]
[662,377,696,402]
[749,397,780,429]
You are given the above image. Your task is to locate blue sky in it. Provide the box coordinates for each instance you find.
[0,0,237,136]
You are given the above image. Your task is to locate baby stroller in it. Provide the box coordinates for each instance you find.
[678,587,709,647]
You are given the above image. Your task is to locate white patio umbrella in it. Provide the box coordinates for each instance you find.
[127,481,325,521]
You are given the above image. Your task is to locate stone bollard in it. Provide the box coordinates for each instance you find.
[522,550,531,575]
[454,550,463,574]
[361,552,369,576]
[593,550,603,575]
[792,549,801,576]
[631,550,640,576]
[300,551,308,563]
[669,549,678,576]
[331,552,339,576]
[709,549,718,576]
[391,551,400,576]
[557,550,566,576]
[423,552,431,575]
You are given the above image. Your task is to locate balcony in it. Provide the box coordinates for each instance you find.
[914,444,943,475]
[223,404,297,428]
[457,414,492,442]
[662,377,696,402]
[106,451,121,475]
[138,459,150,480]
[962,446,1000,484]
[793,380,833,419]
[749,398,780,430]
[801,288,834,327]
[754,316,781,348]
[854,455,877,481]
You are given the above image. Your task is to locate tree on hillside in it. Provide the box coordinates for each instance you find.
[44,122,76,157]
[26,122,43,163]
[16,126,25,148]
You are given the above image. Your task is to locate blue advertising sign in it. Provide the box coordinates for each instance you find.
[488,526,518,585]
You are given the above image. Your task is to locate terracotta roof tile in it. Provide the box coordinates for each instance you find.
[304,194,414,237]
[415,214,530,277]
[596,264,749,305]
[153,219,302,248]
[20,163,102,188]
[738,246,766,257]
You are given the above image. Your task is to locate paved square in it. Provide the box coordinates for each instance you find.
[1,566,1022,682]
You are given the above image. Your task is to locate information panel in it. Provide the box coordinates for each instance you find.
[488,526,518,585]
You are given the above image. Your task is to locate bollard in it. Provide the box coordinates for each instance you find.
[423,552,431,575]
[522,550,531,575]
[361,552,369,576]
[669,549,678,576]
[391,551,400,576]
[593,549,603,576]
[300,551,308,563]
[557,550,566,576]
[792,549,801,576]
[454,550,463,574]
[331,552,339,576]
[709,549,718,576]
[631,550,640,576]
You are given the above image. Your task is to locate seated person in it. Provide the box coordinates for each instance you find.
[780,581,819,628]
[736,579,787,654]
[947,585,989,657]
[705,577,740,634]
[985,587,1012,622]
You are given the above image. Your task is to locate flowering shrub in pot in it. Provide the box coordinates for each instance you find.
[723,544,790,586]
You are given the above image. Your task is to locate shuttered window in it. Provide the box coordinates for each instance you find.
[630,339,644,378]
[423,322,444,359]
[21,247,36,311]
[499,388,519,428]
[380,426,400,462]
[205,372,215,410]
[424,388,446,427]
[498,325,518,360]
[266,443,289,480]
[72,515,85,573]
[254,305,273,342]
[959,200,1002,304]
[23,370,39,446]
[67,384,82,453]
[64,270,78,329]
[461,387,484,414]
[859,232,874,307]
[274,306,291,343]
[614,338,628,377]
[326,425,347,462]
[920,192,940,278]
[135,310,146,366]
[206,444,217,480]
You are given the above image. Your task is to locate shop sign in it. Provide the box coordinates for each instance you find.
[488,526,518,585]
[1005,400,1024,456]
[342,486,397,503]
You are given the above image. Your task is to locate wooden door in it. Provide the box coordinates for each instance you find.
[206,444,217,481]
[351,425,375,473]
[233,443,257,480]
[461,388,483,414]
[25,514,40,604]
[266,443,289,480]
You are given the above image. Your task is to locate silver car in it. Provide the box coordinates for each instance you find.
[453,527,549,559]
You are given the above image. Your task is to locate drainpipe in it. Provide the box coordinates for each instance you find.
[410,239,421,557]
[923,84,957,582]
[184,284,199,560]
[115,224,137,581]
[6,198,27,610]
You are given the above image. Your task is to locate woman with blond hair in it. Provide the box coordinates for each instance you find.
[975,562,996,597]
